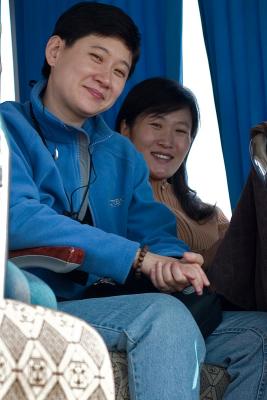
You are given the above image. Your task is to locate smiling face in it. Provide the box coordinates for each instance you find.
[121,109,193,180]
[43,34,132,126]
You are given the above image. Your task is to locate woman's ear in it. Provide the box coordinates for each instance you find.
[45,35,65,68]
[120,120,131,138]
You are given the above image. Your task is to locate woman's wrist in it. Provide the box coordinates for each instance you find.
[133,245,149,279]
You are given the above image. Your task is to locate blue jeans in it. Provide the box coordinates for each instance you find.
[59,293,205,400]
[206,311,267,400]
[59,295,267,400]
[5,261,57,309]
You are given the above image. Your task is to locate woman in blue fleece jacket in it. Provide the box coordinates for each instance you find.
[1,3,208,399]
[3,3,267,400]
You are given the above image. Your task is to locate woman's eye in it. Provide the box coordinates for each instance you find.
[176,130,189,136]
[90,53,102,63]
[150,122,162,129]
[114,69,126,78]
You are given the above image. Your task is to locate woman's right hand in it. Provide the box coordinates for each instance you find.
[139,251,210,295]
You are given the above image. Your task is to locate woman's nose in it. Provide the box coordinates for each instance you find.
[94,67,112,88]
[157,129,174,147]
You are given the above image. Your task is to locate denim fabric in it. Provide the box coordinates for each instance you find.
[206,311,267,400]
[5,261,57,309]
[59,293,205,400]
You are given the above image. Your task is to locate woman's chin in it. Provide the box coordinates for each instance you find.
[150,171,169,181]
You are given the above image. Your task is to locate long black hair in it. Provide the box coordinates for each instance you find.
[115,77,215,222]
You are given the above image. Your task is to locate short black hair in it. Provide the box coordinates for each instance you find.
[116,77,216,222]
[42,2,141,79]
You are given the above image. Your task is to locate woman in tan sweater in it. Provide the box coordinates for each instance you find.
[116,77,229,268]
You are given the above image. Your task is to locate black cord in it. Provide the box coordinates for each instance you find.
[29,102,96,222]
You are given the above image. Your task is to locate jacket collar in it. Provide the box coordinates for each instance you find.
[30,80,114,145]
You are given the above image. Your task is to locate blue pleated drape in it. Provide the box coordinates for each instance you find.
[198,0,267,208]
[11,0,182,129]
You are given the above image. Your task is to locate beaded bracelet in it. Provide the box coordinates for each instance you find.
[134,245,149,279]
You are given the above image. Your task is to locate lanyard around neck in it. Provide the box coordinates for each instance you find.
[29,101,93,222]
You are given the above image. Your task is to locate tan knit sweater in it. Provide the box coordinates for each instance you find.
[150,179,229,268]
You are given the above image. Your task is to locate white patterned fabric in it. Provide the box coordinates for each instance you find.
[0,299,115,400]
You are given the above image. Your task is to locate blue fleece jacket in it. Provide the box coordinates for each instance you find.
[1,80,189,299]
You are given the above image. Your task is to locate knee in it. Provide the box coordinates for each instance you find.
[154,294,200,329]
[153,294,206,360]
[125,293,205,364]
[23,270,57,309]
[5,262,31,303]
[137,293,204,344]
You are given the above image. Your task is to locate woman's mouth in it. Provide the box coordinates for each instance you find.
[151,152,173,161]
[85,87,105,100]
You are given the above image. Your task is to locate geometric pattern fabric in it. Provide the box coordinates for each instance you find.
[110,353,230,400]
[0,299,230,400]
[0,299,114,400]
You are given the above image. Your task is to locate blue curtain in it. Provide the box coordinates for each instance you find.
[11,0,182,129]
[198,0,267,208]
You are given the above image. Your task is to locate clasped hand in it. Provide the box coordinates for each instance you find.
[141,251,209,295]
